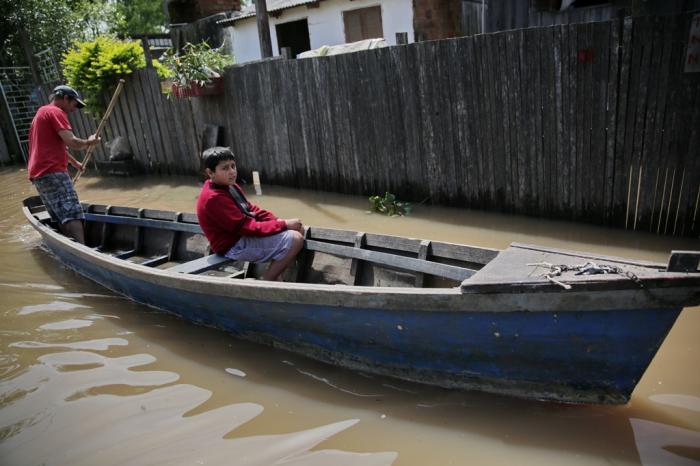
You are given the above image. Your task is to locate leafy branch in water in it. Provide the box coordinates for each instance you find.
[369,192,412,216]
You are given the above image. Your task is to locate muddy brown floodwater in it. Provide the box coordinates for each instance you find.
[1,168,699,465]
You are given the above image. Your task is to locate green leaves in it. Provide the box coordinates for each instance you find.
[369,192,412,217]
[61,36,146,114]
[160,42,234,88]
[1,0,165,69]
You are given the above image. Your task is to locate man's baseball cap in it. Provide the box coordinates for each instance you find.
[53,85,86,108]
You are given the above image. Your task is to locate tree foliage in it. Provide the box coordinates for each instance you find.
[0,0,78,66]
[0,0,167,67]
[62,36,145,113]
[114,0,168,37]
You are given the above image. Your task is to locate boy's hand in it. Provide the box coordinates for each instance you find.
[285,219,303,232]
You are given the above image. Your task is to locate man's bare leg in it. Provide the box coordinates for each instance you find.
[262,231,304,281]
[59,220,85,244]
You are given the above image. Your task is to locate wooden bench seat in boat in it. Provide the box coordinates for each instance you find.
[167,254,232,274]
[304,239,476,282]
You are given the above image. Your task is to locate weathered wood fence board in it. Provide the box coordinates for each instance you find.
[65,13,698,236]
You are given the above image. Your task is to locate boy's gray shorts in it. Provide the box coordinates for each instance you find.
[224,230,294,263]
[32,172,84,224]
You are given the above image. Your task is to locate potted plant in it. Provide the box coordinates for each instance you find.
[160,42,234,98]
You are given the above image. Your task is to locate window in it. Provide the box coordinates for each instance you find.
[343,6,383,43]
[276,19,311,58]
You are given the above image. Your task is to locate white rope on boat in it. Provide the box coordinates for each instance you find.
[527,261,642,290]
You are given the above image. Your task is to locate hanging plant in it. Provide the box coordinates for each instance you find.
[159,42,234,97]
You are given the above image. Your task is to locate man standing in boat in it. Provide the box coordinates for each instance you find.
[27,85,100,244]
[196,147,304,281]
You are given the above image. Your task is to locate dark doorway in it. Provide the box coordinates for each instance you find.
[276,19,311,58]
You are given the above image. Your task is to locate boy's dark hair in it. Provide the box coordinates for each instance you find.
[202,146,235,171]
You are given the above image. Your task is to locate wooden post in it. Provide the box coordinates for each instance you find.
[141,37,153,69]
[396,32,408,45]
[19,30,42,85]
[256,0,273,58]
[281,47,293,59]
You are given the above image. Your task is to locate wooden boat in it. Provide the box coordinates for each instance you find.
[22,195,700,404]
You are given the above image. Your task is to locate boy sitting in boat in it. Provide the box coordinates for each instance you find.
[196,147,304,281]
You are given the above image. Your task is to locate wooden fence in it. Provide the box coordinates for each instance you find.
[68,72,201,175]
[70,13,700,236]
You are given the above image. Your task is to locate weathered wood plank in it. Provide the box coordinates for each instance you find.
[516,29,529,212]
[612,17,633,225]
[647,17,674,231]
[494,33,512,210]
[483,33,498,208]
[349,232,366,285]
[131,71,161,173]
[84,213,203,234]
[465,36,484,205]
[268,60,293,182]
[167,254,231,274]
[490,32,507,209]
[304,239,476,281]
[604,18,620,224]
[555,24,569,214]
[532,27,545,215]
[436,41,459,204]
[122,76,150,171]
[639,17,664,231]
[144,69,177,175]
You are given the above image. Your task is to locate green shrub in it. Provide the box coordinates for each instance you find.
[152,59,172,80]
[369,192,412,216]
[160,42,234,88]
[62,36,146,113]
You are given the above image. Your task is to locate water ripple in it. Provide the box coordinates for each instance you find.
[18,300,91,315]
[0,378,396,465]
[10,338,129,351]
[39,319,94,331]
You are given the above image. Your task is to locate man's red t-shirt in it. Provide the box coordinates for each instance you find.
[196,181,287,254]
[27,104,72,180]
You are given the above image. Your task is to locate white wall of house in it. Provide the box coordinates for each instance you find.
[226,0,413,64]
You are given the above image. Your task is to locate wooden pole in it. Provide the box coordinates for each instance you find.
[692,184,700,233]
[672,168,685,236]
[656,166,669,234]
[663,168,676,235]
[649,167,659,232]
[140,37,153,69]
[625,164,633,229]
[73,79,125,184]
[633,163,642,230]
[256,0,273,58]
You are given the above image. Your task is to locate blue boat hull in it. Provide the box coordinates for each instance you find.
[45,233,681,404]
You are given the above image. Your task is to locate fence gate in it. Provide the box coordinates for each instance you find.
[0,49,60,163]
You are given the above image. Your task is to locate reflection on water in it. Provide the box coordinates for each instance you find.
[1,168,699,465]
[0,336,395,465]
[17,300,91,315]
[38,319,94,331]
[631,418,700,466]
[649,394,700,412]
